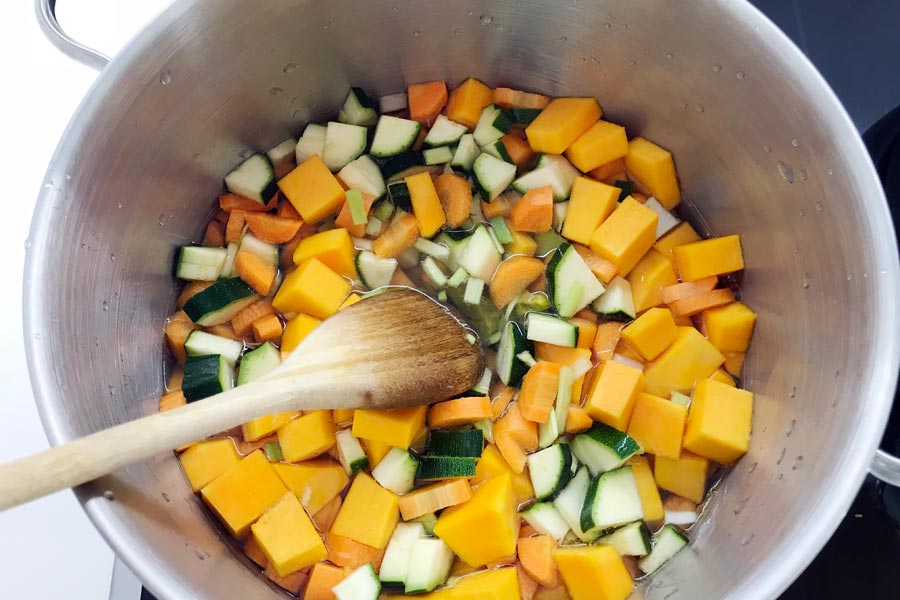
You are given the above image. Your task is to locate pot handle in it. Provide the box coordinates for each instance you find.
[35,0,110,71]
[870,449,900,487]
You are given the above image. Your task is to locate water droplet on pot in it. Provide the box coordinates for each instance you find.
[777,161,795,183]
[34,332,42,340]
[815,201,824,212]
[786,419,796,436]
[763,145,771,153]
[413,30,421,37]
[679,101,688,109]
[741,534,755,546]
[789,387,796,399]
[791,138,800,147]
[392,6,398,11]
[558,35,568,42]
[776,448,786,465]
[453,27,461,35]
[480,14,493,24]
[291,96,300,104]
[798,208,805,217]
[158,214,166,227]
[282,63,298,74]
[101,301,109,311]
[109,253,116,261]
[269,87,283,96]
[621,23,628,29]
[736,71,745,80]
[159,70,172,85]
[292,109,304,120]
[631,60,638,67]
[846,273,853,281]
[801,276,810,289]
[827,168,834,176]
[117,202,123,209]
[103,490,115,501]
[712,63,722,72]
[792,455,803,471]
[881,269,888,275]
[467,10,473,15]
[239,149,254,159]
[665,52,674,59]
[748,461,758,474]
[24,238,31,250]
[604,22,611,29]
[798,169,808,181]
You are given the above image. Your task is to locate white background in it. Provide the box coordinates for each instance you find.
[1,1,167,597]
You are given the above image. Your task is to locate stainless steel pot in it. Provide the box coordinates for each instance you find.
[28,0,900,598]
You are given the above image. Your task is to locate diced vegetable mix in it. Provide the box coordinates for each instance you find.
[163,78,757,599]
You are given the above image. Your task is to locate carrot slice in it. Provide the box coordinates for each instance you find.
[493,87,551,110]
[518,361,561,424]
[231,299,275,336]
[225,210,247,244]
[428,396,493,428]
[334,193,376,237]
[177,281,213,309]
[501,133,535,169]
[203,221,226,247]
[669,288,734,317]
[397,479,472,520]
[592,321,624,363]
[491,383,516,419]
[517,563,540,600]
[631,192,649,203]
[159,390,186,412]
[661,276,718,304]
[219,193,274,213]
[589,157,627,184]
[408,81,449,124]
[509,186,553,233]
[165,311,196,363]
[565,405,593,433]
[214,210,230,224]
[482,193,518,219]
[312,495,342,532]
[277,199,302,220]
[412,126,429,151]
[498,402,539,451]
[518,535,559,587]
[569,316,598,350]
[205,323,242,341]
[490,256,545,308]
[281,223,318,270]
[324,532,385,571]
[434,172,472,228]
[373,212,418,258]
[264,564,307,595]
[252,313,284,342]
[234,249,277,295]
[572,243,617,283]
[494,426,527,474]
[305,562,346,600]
[245,213,304,244]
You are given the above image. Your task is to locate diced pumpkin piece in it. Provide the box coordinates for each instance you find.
[583,360,645,431]
[159,389,186,412]
[331,472,399,549]
[673,235,744,281]
[565,405,593,433]
[293,228,358,279]
[724,351,746,377]
[554,545,633,600]
[312,494,343,532]
[433,473,519,567]
[281,313,320,355]
[653,221,701,262]
[570,317,598,350]
[243,412,299,443]
[565,120,629,173]
[519,361,561,424]
[429,396,493,428]
[305,562,346,600]
[334,192,376,237]
[684,379,753,464]
[501,134,536,169]
[278,410,336,462]
[273,257,352,319]
[589,157,627,184]
[406,171,447,237]
[398,478,473,520]
[362,438,392,467]
[507,229,538,257]
[278,155,347,223]
[624,137,681,210]
[626,393,687,459]
[472,444,536,504]
[625,455,664,522]
[710,369,736,387]
[352,406,428,448]
[525,98,602,154]
[702,302,757,353]
[325,531,386,571]
[425,566,521,600]
[518,563,540,600]
[446,78,494,129]
[251,492,327,576]
[272,459,349,515]
[589,197,658,276]
[244,534,268,567]
[518,535,559,586]
[263,562,308,595]
[620,307,678,361]
[643,327,724,396]
[179,438,241,492]
[627,249,678,313]
[338,293,362,311]
[165,311,197,364]
[561,177,619,245]
[654,452,709,503]
[200,450,288,537]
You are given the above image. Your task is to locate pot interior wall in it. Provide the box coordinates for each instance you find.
[26,0,897,598]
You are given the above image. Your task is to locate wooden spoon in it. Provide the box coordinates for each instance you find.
[0,288,483,510]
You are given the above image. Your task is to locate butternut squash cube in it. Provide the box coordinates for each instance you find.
[251,492,327,576]
[654,452,709,503]
[278,155,346,224]
[525,98,602,154]
[724,351,746,377]
[624,137,681,210]
[703,302,757,353]
[565,120,629,173]
[435,566,521,600]
[272,459,349,515]
[433,472,519,567]
[242,412,299,443]
[280,313,320,355]
[653,221,701,263]
[589,197,658,276]
[621,307,678,361]
[338,292,362,310]
[330,472,399,549]
[554,544,633,600]
[626,393,687,459]
[179,438,240,492]
[710,369,736,387]
[684,379,753,464]
[673,235,744,281]
[362,438,392,467]
[583,360,645,431]
[273,257,352,319]
[405,171,447,237]
[446,78,494,129]
[627,249,678,313]
[200,450,288,537]
[507,229,538,257]
[352,406,428,448]
[278,410,336,462]
[561,177,619,245]
[643,327,724,396]
[626,455,664,522]
[471,444,536,504]
[292,228,358,279]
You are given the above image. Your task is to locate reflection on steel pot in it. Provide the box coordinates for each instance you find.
[27,0,900,598]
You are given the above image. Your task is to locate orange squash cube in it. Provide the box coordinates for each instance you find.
[583,360,645,431]
[554,544,633,600]
[405,171,447,237]
[292,228,358,279]
[565,120,629,173]
[272,257,352,319]
[272,459,348,515]
[643,327,724,396]
[654,452,709,503]
[179,438,240,492]
[525,98,602,154]
[627,249,678,313]
[626,455,664,522]
[277,410,336,462]
[620,307,678,361]
[561,177,620,245]
[683,379,753,464]
[330,472,399,549]
[625,137,681,210]
[626,393,687,459]
[351,406,428,448]
[673,235,744,281]
[446,78,494,129]
[278,155,346,224]
[251,492,327,576]
[589,197,658,276]
[702,302,757,353]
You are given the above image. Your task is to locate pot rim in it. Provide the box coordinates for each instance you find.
[23,1,900,598]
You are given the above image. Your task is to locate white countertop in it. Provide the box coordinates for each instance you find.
[3,1,167,596]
